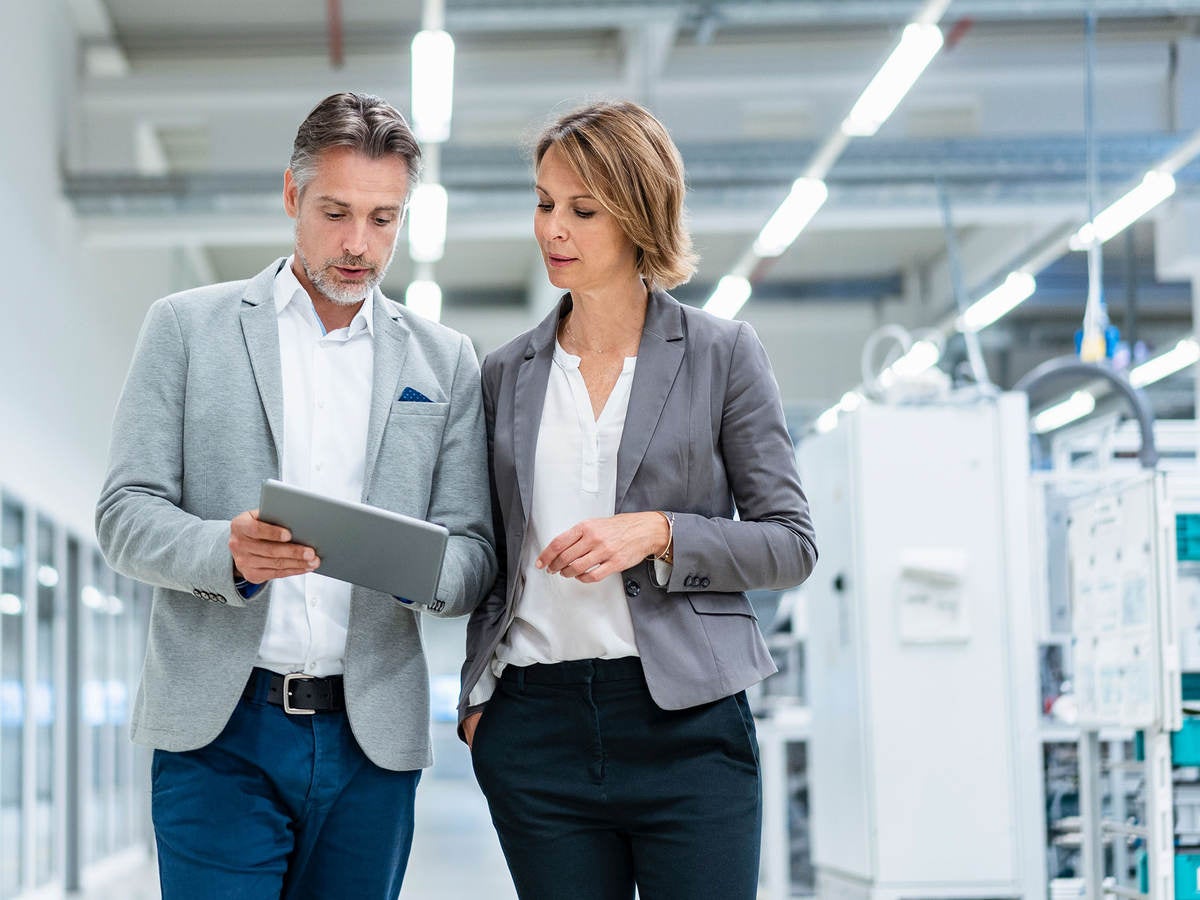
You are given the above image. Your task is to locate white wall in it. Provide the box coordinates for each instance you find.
[0,2,176,537]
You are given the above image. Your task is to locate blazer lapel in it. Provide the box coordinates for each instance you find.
[513,298,567,524]
[615,290,686,511]
[362,292,411,499]
[239,260,288,463]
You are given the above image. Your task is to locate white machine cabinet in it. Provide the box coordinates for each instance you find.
[797,395,1043,900]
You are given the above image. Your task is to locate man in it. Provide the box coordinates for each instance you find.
[96,92,496,900]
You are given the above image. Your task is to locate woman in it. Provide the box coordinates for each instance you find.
[459,100,817,900]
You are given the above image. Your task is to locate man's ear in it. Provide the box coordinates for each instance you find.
[283,169,299,218]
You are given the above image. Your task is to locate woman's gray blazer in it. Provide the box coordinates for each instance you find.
[459,289,817,723]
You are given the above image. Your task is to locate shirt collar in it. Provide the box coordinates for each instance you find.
[273,255,375,338]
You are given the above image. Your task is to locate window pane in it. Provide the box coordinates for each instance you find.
[1,498,27,897]
[34,517,57,886]
[111,576,132,851]
[84,551,112,865]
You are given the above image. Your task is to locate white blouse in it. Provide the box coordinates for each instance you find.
[491,341,641,680]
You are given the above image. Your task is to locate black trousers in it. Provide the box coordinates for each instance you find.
[471,657,762,900]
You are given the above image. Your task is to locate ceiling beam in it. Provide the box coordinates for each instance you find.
[442,0,1200,31]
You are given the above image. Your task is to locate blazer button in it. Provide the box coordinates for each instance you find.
[700,577,710,589]
[624,578,641,598]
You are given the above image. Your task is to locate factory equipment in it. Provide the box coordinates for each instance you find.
[798,394,1044,899]
[1062,471,1182,900]
[1031,418,1200,900]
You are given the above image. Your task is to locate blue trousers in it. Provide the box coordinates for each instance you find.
[471,657,762,900]
[151,672,420,900]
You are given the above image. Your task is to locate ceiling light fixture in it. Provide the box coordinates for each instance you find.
[957,272,1037,333]
[408,183,448,263]
[1068,170,1176,251]
[411,29,455,144]
[1032,390,1096,434]
[841,24,945,137]
[815,405,840,434]
[753,177,829,258]
[889,339,941,378]
[1129,337,1200,389]
[703,275,753,320]
[37,565,59,588]
[406,280,443,322]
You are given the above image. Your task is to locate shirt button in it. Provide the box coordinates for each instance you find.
[315,463,323,472]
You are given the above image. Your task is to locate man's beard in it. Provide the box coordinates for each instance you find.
[295,231,397,306]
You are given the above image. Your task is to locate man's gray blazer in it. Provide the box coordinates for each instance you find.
[459,289,817,722]
[97,258,496,771]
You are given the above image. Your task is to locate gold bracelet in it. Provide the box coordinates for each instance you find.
[653,511,674,565]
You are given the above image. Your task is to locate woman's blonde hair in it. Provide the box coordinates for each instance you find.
[535,100,698,291]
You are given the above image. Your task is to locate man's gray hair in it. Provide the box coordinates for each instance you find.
[289,92,422,193]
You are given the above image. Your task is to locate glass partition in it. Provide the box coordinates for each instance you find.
[33,515,59,887]
[83,549,114,866]
[1,496,27,898]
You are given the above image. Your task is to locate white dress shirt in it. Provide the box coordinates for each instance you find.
[490,341,641,681]
[255,257,374,677]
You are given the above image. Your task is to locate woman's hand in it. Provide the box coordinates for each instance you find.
[462,712,482,748]
[536,512,670,583]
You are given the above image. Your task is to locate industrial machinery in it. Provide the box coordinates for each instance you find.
[798,394,1044,900]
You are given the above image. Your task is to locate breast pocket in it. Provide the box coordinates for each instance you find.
[393,400,450,418]
[374,403,451,513]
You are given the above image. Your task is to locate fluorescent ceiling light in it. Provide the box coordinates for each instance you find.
[411,30,455,143]
[1068,170,1176,251]
[703,275,753,319]
[1032,390,1095,434]
[815,406,840,434]
[81,585,106,610]
[839,391,863,412]
[406,280,443,322]
[841,24,944,137]
[958,272,1037,333]
[890,339,940,377]
[0,593,21,616]
[1129,337,1200,388]
[753,178,828,258]
[36,565,59,588]
[408,183,448,263]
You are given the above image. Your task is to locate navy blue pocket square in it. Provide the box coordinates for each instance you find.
[398,387,432,402]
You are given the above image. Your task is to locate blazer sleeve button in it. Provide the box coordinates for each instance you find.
[624,578,641,598]
[700,577,710,589]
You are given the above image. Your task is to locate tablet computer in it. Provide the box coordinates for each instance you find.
[258,479,449,605]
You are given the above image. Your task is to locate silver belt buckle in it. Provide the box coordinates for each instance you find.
[283,672,316,715]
